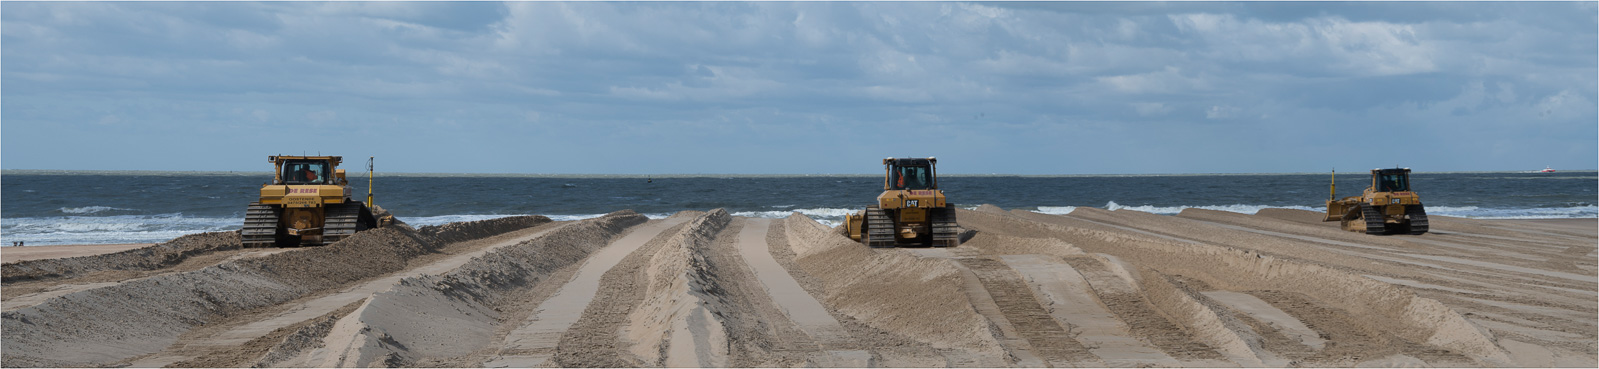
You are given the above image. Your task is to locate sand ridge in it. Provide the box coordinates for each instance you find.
[2,206,1592,368]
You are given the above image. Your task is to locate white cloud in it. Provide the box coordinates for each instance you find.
[2,2,1592,173]
[1170,13,1437,76]
[1206,105,1241,119]
[1097,66,1208,94]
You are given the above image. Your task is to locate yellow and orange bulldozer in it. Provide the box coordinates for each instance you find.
[843,157,960,247]
[1324,167,1429,235]
[242,156,382,247]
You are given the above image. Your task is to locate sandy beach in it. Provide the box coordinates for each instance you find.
[2,209,1594,367]
[1,243,155,264]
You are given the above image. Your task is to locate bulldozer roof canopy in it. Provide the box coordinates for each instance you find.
[883,157,936,166]
[1373,168,1411,175]
[270,156,343,165]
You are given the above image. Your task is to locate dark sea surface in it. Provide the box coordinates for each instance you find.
[3,170,1594,246]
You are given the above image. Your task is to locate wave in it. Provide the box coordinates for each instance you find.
[2,214,239,246]
[1058,201,1599,219]
[730,208,857,228]
[58,206,136,214]
[1421,205,1598,219]
[1099,201,1323,215]
[1034,206,1078,215]
[10,204,1591,247]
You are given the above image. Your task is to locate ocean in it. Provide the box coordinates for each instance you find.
[2,170,1594,246]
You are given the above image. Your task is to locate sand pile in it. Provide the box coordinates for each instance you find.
[781,213,1006,360]
[1,231,241,283]
[266,211,646,367]
[1,216,554,367]
[417,215,551,245]
[621,209,734,367]
[963,206,1510,366]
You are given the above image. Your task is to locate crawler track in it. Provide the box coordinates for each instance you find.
[242,203,279,247]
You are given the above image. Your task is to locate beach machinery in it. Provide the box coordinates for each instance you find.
[843,157,960,247]
[243,156,381,247]
[1323,167,1429,235]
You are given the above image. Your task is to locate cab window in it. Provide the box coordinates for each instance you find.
[282,161,329,184]
[891,166,934,190]
[1378,174,1409,192]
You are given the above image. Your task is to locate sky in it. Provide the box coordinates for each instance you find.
[2,1,1595,175]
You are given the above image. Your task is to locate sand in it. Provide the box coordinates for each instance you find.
[1,243,155,264]
[2,206,1593,368]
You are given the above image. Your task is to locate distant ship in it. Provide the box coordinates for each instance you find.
[1540,166,1556,173]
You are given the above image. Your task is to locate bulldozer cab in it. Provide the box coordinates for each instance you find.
[1374,169,1410,192]
[885,158,937,190]
[270,156,343,186]
[281,160,330,185]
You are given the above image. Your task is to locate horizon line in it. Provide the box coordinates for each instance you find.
[3,168,1593,178]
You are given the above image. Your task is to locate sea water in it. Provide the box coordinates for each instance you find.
[2,170,1593,246]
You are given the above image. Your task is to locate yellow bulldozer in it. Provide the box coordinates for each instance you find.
[843,157,960,247]
[243,156,381,247]
[1324,167,1429,235]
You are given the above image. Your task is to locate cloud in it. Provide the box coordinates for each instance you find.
[1169,13,1437,77]
[1,1,1593,174]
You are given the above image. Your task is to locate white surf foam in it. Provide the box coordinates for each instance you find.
[58,206,135,214]
[1034,206,1079,215]
[1101,201,1322,215]
[2,214,240,246]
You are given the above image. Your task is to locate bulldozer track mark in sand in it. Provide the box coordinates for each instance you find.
[1174,210,1597,309]
[171,298,368,368]
[998,254,1183,367]
[546,215,695,367]
[957,207,1524,366]
[730,218,872,366]
[485,215,690,368]
[1056,255,1230,364]
[955,256,1100,367]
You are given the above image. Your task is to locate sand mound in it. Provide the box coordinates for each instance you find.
[417,215,551,245]
[278,211,646,367]
[968,207,1513,366]
[1,231,241,283]
[0,215,556,367]
[622,209,734,366]
[781,213,1005,356]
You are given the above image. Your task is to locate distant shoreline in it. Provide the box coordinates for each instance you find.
[3,169,1593,178]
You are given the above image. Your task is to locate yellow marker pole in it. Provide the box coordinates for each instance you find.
[367,156,374,207]
[1329,168,1336,202]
